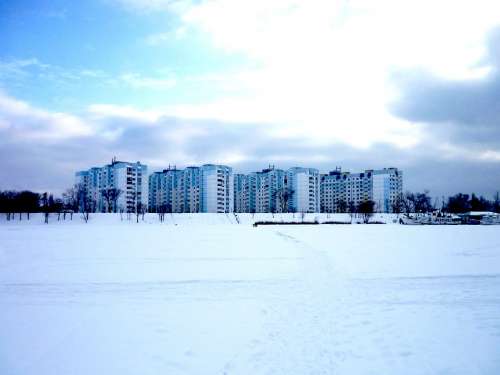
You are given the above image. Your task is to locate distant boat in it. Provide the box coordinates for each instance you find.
[459,211,500,225]
[400,211,462,225]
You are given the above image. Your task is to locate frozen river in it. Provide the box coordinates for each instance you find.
[1,216,500,374]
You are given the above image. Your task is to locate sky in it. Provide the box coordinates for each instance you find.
[1,0,500,197]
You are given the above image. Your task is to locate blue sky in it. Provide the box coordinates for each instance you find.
[0,0,251,111]
[1,0,500,196]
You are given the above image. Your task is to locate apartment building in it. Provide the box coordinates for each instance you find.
[200,164,233,213]
[75,160,148,212]
[372,168,403,213]
[234,167,287,213]
[183,166,202,213]
[257,168,286,213]
[148,164,233,213]
[286,167,320,213]
[234,167,319,213]
[234,173,249,213]
[148,167,179,213]
[76,160,402,214]
[320,167,403,213]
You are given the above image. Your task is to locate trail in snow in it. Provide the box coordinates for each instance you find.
[225,226,500,375]
[224,229,345,374]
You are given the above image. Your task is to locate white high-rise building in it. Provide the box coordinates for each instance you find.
[256,168,286,213]
[148,164,233,213]
[183,166,202,213]
[234,173,249,213]
[148,167,184,213]
[372,168,403,213]
[148,171,162,212]
[235,167,287,213]
[200,164,233,213]
[286,167,320,213]
[320,167,403,213]
[75,160,148,212]
[234,166,318,213]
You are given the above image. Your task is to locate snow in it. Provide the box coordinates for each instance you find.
[0,212,398,226]
[1,216,500,374]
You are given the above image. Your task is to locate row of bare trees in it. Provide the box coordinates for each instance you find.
[69,184,146,223]
[0,184,146,224]
[2,186,499,223]
[0,190,75,223]
[390,191,500,214]
[444,192,500,213]
[0,190,41,220]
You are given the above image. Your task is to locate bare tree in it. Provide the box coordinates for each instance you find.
[414,190,434,213]
[273,187,294,213]
[494,192,500,213]
[348,200,357,223]
[336,198,347,213]
[402,192,415,214]
[41,192,50,224]
[62,187,78,220]
[136,201,144,223]
[101,187,122,213]
[357,200,375,224]
[18,191,39,220]
[54,198,63,221]
[126,190,143,223]
[1,191,40,220]
[2,191,13,221]
[391,193,404,215]
[158,204,167,222]
[76,184,93,223]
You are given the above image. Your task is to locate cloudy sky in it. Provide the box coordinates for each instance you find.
[1,0,500,197]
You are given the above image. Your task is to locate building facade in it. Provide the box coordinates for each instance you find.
[233,173,249,213]
[75,160,148,212]
[286,167,320,213]
[183,166,202,213]
[148,167,180,213]
[76,161,403,214]
[234,167,287,213]
[371,168,403,213]
[148,164,233,213]
[234,167,318,213]
[200,164,233,213]
[320,167,403,213]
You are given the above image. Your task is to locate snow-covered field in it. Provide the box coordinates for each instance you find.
[1,215,500,374]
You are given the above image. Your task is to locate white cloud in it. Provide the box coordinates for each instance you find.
[0,57,180,95]
[158,0,500,149]
[0,92,93,141]
[182,0,500,78]
[119,73,176,90]
[79,69,107,78]
[479,150,500,161]
[1,90,499,195]
[145,27,187,45]
[112,0,193,13]
[52,1,500,154]
[0,58,50,80]
[3,1,500,192]
[88,103,162,123]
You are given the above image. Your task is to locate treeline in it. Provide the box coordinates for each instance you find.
[394,191,500,214]
[445,193,500,213]
[0,190,77,221]
[0,187,140,223]
[1,189,499,221]
[0,190,41,220]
